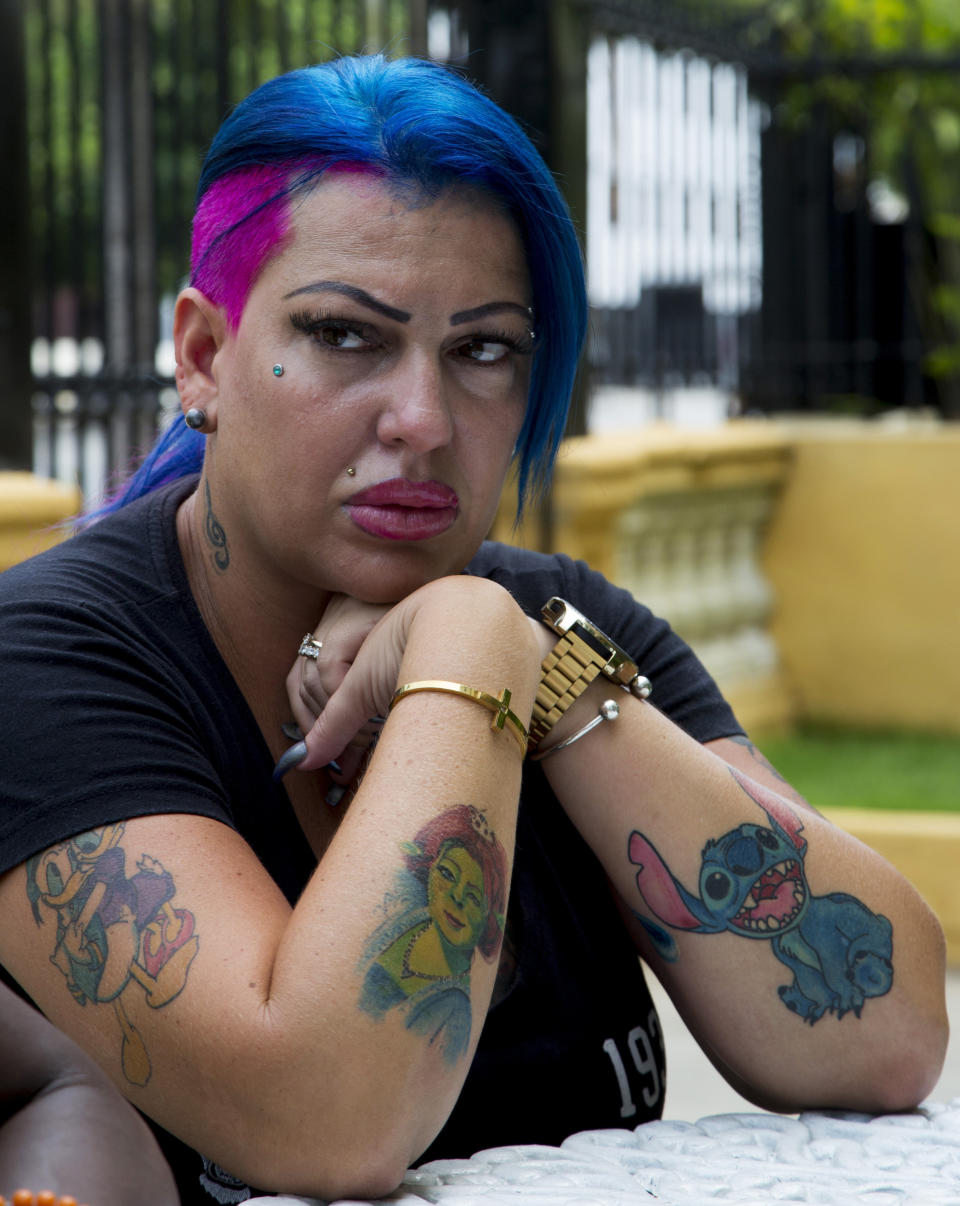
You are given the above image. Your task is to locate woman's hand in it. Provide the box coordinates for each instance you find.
[286,576,541,777]
[285,595,391,779]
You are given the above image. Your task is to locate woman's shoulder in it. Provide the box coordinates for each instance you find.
[468,541,601,607]
[465,541,650,632]
[469,541,743,741]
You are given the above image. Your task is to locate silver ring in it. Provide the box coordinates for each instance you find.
[298,634,322,661]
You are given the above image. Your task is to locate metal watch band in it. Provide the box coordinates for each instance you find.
[528,629,608,751]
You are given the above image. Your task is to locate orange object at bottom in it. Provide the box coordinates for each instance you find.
[2,1192,84,1206]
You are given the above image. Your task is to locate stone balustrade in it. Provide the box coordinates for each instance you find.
[492,423,796,733]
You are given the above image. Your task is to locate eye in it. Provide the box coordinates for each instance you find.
[289,309,375,351]
[315,323,368,350]
[455,338,511,364]
[705,871,731,901]
[758,829,779,850]
[453,328,535,365]
[436,861,456,883]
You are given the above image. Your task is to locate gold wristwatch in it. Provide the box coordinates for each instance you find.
[528,597,652,752]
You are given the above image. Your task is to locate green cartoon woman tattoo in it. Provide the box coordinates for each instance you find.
[360,805,508,1064]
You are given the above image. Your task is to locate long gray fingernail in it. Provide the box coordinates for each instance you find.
[281,722,304,741]
[272,741,308,781]
[326,759,343,775]
[325,783,347,807]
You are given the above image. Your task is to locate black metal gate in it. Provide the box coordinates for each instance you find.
[12,0,433,496]
[4,0,959,500]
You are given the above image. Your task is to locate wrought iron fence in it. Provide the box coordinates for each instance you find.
[22,0,440,501]
[10,0,959,502]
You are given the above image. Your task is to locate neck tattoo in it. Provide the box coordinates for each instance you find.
[203,479,230,572]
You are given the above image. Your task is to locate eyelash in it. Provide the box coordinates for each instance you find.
[288,309,536,361]
[289,309,375,349]
[465,329,536,358]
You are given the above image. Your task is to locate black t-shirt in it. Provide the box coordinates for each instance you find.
[0,478,743,1203]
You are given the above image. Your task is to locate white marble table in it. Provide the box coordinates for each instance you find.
[249,1098,960,1206]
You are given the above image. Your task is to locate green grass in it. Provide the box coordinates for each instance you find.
[756,726,960,813]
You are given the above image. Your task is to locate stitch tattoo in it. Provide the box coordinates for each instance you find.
[627,768,893,1024]
[26,824,200,1085]
[359,805,507,1064]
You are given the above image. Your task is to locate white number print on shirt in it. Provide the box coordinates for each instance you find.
[602,1009,663,1118]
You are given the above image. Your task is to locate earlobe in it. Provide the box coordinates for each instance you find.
[174,287,228,427]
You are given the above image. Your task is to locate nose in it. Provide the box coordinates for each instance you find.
[375,351,454,453]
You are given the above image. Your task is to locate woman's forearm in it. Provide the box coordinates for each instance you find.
[132,576,543,1197]
[541,682,948,1114]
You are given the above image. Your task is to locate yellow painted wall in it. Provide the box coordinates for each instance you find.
[826,807,960,965]
[762,425,960,735]
[0,473,81,572]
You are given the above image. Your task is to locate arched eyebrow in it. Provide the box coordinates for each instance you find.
[449,301,533,326]
[283,282,531,329]
[283,280,411,323]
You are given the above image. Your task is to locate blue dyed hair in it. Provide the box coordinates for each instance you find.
[102,55,586,516]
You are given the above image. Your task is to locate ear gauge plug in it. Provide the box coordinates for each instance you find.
[184,407,207,430]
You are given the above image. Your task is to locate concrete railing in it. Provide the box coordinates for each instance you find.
[493,423,797,733]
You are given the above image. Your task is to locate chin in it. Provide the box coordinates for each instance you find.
[332,543,478,604]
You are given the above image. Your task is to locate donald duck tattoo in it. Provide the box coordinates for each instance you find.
[628,767,893,1024]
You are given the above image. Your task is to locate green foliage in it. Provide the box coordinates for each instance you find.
[706,0,960,56]
[26,0,413,305]
[680,0,960,401]
[759,725,960,812]
[25,0,102,303]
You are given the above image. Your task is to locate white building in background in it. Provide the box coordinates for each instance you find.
[586,36,764,432]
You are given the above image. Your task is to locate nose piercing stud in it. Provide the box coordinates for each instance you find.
[272,364,284,377]
[346,467,356,476]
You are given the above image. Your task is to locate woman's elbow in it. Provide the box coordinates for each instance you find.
[213,1110,426,1201]
[855,1014,950,1114]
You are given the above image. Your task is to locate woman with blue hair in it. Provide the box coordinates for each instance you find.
[0,53,946,1206]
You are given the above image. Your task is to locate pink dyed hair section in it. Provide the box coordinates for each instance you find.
[190,160,326,332]
[190,160,386,332]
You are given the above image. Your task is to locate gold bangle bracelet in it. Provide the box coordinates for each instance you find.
[390,680,528,756]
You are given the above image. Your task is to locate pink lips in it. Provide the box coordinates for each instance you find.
[345,477,460,541]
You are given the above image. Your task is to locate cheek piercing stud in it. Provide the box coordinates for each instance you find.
[272,364,284,377]
[346,467,356,477]
[184,407,207,430]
